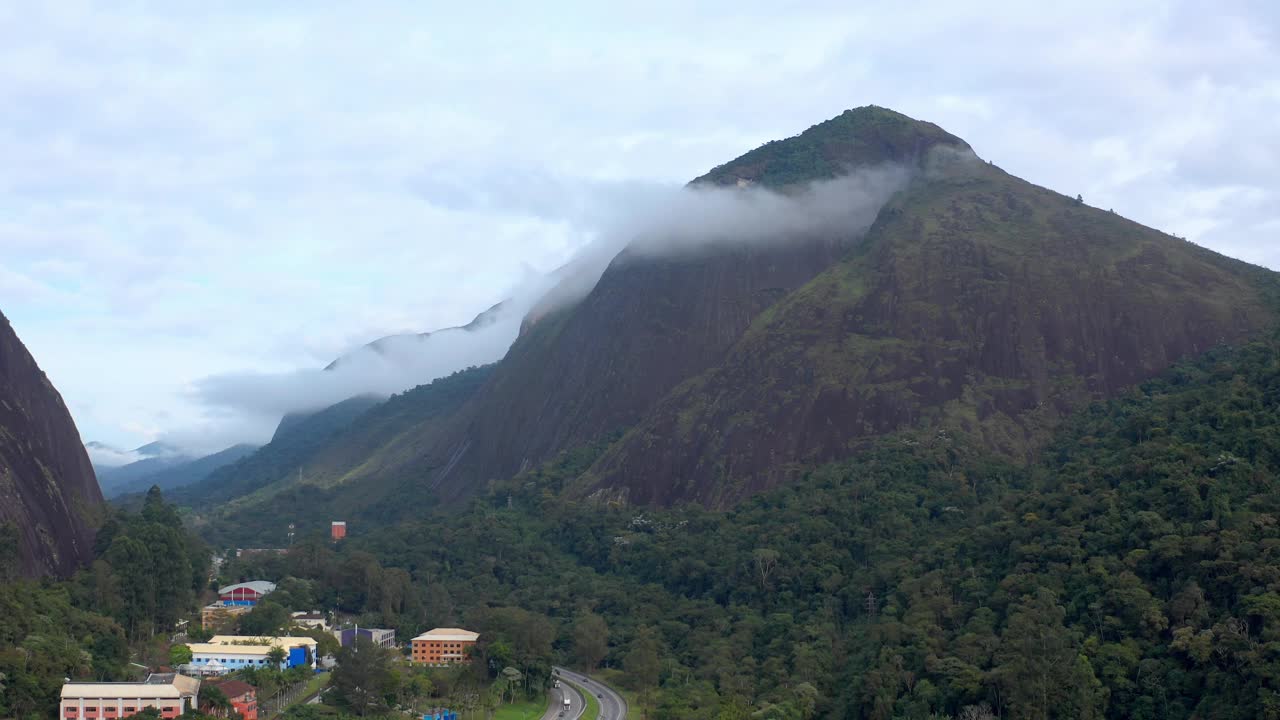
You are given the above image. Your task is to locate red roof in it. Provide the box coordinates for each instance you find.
[212,680,255,699]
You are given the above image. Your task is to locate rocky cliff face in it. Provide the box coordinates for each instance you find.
[405,108,976,500]
[0,311,103,577]
[190,107,1280,525]
[582,158,1276,505]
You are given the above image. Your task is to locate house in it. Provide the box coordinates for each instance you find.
[217,581,276,606]
[291,611,329,631]
[331,521,346,540]
[60,674,200,720]
[332,627,395,649]
[188,636,318,673]
[206,679,257,720]
[411,628,479,665]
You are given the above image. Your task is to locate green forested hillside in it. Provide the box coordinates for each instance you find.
[215,335,1280,719]
[0,489,210,719]
[166,394,384,511]
[190,366,494,546]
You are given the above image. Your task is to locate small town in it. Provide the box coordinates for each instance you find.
[41,515,621,720]
[56,564,603,720]
[60,572,490,720]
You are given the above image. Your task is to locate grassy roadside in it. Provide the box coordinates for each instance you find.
[264,672,330,719]
[463,697,547,720]
[299,672,330,700]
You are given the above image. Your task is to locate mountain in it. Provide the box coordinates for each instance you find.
[178,367,492,546]
[93,442,189,496]
[0,310,104,577]
[582,143,1276,505]
[165,394,384,512]
[323,301,506,371]
[101,443,260,499]
[187,106,1278,536]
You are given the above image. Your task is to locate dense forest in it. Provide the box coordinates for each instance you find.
[213,334,1280,719]
[6,333,1279,719]
[0,489,210,718]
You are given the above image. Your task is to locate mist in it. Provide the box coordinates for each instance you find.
[176,163,912,452]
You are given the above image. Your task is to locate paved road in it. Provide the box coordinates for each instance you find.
[554,667,628,720]
[539,679,585,720]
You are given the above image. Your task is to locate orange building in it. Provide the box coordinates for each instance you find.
[411,628,479,665]
[331,521,346,540]
[208,680,256,720]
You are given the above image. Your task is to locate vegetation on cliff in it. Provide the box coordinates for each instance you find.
[211,333,1280,719]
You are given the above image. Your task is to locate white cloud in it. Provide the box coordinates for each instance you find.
[0,1,1276,451]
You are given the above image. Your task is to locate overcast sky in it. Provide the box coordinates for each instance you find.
[3,1,1278,453]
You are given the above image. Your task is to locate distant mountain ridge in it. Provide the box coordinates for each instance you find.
[182,106,1279,540]
[98,443,260,499]
[0,310,104,577]
[323,302,506,371]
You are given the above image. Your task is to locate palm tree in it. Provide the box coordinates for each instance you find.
[266,646,288,669]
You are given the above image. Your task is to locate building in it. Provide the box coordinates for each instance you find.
[235,545,288,558]
[206,679,256,720]
[291,611,329,631]
[61,674,200,720]
[188,636,319,674]
[333,627,395,649]
[217,580,277,606]
[331,521,347,540]
[411,628,479,665]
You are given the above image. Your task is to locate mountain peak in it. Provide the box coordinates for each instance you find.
[693,105,970,189]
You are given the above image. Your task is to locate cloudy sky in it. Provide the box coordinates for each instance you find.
[3,1,1278,454]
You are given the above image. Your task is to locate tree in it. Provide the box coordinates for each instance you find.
[240,601,289,636]
[500,666,523,704]
[331,635,397,716]
[200,685,231,717]
[995,589,1104,719]
[142,486,184,528]
[753,549,780,592]
[959,703,996,720]
[105,535,155,639]
[399,670,434,711]
[572,613,609,671]
[266,646,288,669]
[170,644,193,667]
[624,627,661,719]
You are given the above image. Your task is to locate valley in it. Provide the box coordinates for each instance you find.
[3,100,1279,720]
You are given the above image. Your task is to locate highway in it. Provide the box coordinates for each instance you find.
[554,667,628,720]
[540,677,585,720]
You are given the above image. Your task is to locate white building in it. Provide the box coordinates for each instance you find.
[291,611,329,631]
[61,674,200,720]
[188,636,318,674]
